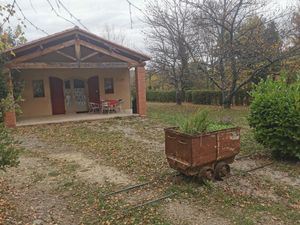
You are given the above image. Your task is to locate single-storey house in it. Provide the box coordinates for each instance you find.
[3,27,150,127]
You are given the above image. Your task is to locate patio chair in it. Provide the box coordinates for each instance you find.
[88,102,100,113]
[100,101,110,114]
[114,99,125,113]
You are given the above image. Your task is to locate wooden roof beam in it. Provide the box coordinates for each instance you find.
[79,40,138,66]
[8,62,129,69]
[56,50,77,61]
[81,52,98,61]
[6,40,76,66]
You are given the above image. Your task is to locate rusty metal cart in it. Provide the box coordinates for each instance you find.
[165,127,241,180]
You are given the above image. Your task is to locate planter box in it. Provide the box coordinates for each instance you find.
[164,127,241,179]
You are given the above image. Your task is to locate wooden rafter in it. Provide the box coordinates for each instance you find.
[9,62,129,69]
[75,38,81,61]
[79,40,138,65]
[6,40,76,66]
[56,50,77,61]
[81,52,98,61]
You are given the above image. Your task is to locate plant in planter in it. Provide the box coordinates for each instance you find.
[178,110,235,134]
[165,110,240,181]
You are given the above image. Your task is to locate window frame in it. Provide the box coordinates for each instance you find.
[32,80,45,98]
[104,78,114,94]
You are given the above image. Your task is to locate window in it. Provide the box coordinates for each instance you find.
[32,80,45,97]
[104,78,114,94]
[74,79,85,88]
[64,80,71,89]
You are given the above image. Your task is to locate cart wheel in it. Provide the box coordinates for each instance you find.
[198,167,214,181]
[215,162,230,180]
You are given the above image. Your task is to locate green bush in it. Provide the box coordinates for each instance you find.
[147,90,177,102]
[146,89,250,105]
[0,124,21,171]
[248,77,300,160]
[185,90,193,102]
[191,90,222,105]
[234,89,250,106]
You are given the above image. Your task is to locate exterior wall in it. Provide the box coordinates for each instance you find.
[19,68,131,118]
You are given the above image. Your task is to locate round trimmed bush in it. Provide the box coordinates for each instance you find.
[248,77,300,160]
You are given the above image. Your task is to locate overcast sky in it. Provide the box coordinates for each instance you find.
[1,0,297,53]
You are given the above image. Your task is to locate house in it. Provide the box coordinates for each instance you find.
[3,27,150,127]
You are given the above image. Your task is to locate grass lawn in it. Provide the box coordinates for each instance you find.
[1,102,299,225]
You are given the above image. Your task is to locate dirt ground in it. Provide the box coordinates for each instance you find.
[1,110,300,224]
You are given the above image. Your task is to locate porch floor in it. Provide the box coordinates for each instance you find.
[17,112,135,127]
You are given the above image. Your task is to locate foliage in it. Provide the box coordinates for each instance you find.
[178,110,234,135]
[0,21,27,121]
[189,90,222,105]
[147,90,178,102]
[248,76,300,160]
[147,89,250,105]
[0,124,20,171]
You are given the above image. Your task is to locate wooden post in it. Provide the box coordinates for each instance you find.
[4,70,17,128]
[135,64,147,116]
[75,35,81,67]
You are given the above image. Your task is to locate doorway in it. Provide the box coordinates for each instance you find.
[63,79,88,113]
[88,76,100,104]
[50,77,66,115]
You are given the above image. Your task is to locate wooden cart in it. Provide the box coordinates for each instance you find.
[165,127,241,180]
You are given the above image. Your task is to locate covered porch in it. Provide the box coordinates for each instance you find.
[3,27,150,127]
[17,111,135,127]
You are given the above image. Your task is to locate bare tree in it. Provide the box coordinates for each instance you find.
[187,0,300,108]
[144,0,196,104]
[102,24,127,45]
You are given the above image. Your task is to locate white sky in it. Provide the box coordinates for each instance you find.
[0,0,297,53]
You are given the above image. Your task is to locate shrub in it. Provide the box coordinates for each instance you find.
[248,77,300,160]
[234,89,250,106]
[185,90,193,102]
[0,124,21,171]
[146,89,250,105]
[146,90,177,102]
[191,90,222,105]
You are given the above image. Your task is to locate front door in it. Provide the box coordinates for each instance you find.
[88,76,100,103]
[73,79,88,112]
[49,77,65,115]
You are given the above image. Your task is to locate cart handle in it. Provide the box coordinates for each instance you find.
[167,135,176,140]
[178,140,187,145]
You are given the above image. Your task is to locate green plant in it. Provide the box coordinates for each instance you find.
[0,123,21,171]
[179,110,210,134]
[178,110,234,134]
[248,76,300,160]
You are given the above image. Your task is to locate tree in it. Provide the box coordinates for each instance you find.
[0,25,26,121]
[0,2,24,170]
[187,0,298,108]
[144,0,196,104]
[102,24,127,45]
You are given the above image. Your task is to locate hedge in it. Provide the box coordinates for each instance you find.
[147,89,250,105]
[248,77,300,160]
[147,90,183,102]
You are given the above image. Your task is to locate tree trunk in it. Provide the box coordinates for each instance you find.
[175,80,183,105]
[223,94,233,109]
[176,89,182,105]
